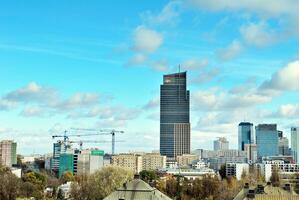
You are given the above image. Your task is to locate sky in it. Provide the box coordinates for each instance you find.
[1,0,299,155]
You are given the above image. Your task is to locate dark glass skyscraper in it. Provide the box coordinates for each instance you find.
[160,71,190,159]
[238,122,254,151]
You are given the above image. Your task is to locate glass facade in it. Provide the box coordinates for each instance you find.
[256,124,278,159]
[238,122,254,151]
[160,72,190,158]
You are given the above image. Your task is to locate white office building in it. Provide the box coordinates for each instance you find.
[291,127,299,163]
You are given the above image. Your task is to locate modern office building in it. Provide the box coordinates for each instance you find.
[160,71,190,159]
[256,124,278,159]
[51,141,65,174]
[213,137,229,151]
[291,127,299,163]
[238,122,254,151]
[0,140,17,167]
[279,137,289,156]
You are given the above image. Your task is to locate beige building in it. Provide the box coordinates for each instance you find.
[142,153,166,171]
[176,154,198,167]
[77,149,104,175]
[112,153,142,174]
[0,140,17,167]
[112,153,167,173]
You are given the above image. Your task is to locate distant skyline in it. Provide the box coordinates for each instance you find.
[1,0,299,154]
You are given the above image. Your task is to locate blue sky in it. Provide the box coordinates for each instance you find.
[1,0,299,155]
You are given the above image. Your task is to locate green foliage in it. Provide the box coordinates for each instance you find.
[219,164,226,179]
[0,166,21,200]
[139,170,158,183]
[70,166,134,200]
[60,171,74,183]
[270,166,280,187]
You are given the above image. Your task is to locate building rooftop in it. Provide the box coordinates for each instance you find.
[104,179,172,200]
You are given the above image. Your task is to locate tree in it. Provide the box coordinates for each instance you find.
[166,176,177,198]
[57,188,65,200]
[270,166,280,187]
[60,171,75,183]
[139,170,157,183]
[70,166,133,200]
[219,164,226,179]
[0,166,20,200]
[21,171,47,199]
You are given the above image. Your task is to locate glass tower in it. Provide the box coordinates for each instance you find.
[256,124,278,159]
[160,71,190,159]
[238,122,254,151]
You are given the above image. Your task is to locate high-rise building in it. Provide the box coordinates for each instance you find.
[77,149,104,175]
[213,137,229,151]
[238,122,254,151]
[256,124,278,159]
[244,144,257,163]
[51,141,65,174]
[278,131,289,156]
[291,127,299,163]
[160,72,190,159]
[0,140,17,167]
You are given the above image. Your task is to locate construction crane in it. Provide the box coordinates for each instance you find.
[65,140,124,150]
[70,128,124,155]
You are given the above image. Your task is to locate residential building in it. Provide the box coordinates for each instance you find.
[160,72,190,159]
[111,153,142,174]
[256,124,278,159]
[142,153,166,171]
[291,127,299,163]
[226,163,249,180]
[176,154,199,167]
[77,149,104,175]
[104,178,172,200]
[238,122,254,151]
[244,143,257,163]
[0,140,17,167]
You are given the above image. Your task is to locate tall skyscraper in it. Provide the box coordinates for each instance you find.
[160,71,190,159]
[214,137,229,151]
[238,122,254,151]
[291,127,299,163]
[256,124,278,159]
[278,131,289,156]
[0,140,17,167]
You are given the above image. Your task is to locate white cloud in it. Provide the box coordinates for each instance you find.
[260,61,299,92]
[0,99,17,110]
[275,104,299,118]
[141,1,182,26]
[191,68,220,84]
[55,93,100,110]
[132,26,163,53]
[187,0,299,19]
[127,54,147,66]
[20,106,45,117]
[149,59,169,71]
[5,82,57,103]
[181,58,208,70]
[240,21,279,47]
[217,40,242,61]
[143,97,159,110]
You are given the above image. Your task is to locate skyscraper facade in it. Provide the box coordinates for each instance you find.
[160,72,190,159]
[291,127,299,163]
[256,124,278,159]
[238,122,254,151]
[214,137,229,151]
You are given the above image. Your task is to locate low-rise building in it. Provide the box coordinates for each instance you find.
[176,154,198,167]
[226,163,249,180]
[159,168,216,181]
